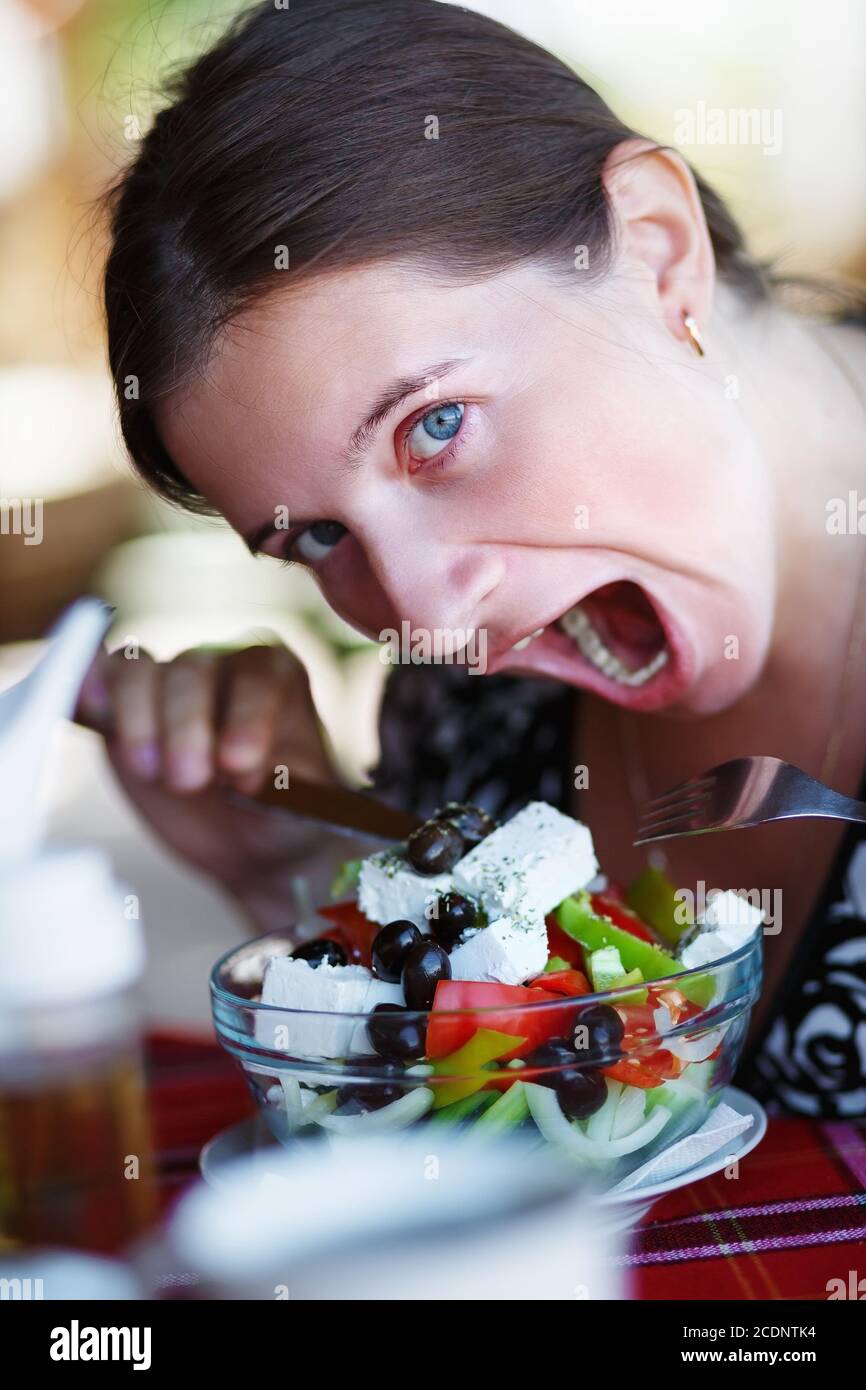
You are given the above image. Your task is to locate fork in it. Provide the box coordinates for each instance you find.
[634,755,866,845]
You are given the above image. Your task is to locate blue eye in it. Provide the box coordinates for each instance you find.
[291,519,347,565]
[407,402,464,460]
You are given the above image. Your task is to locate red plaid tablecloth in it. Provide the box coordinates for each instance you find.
[146,1032,866,1301]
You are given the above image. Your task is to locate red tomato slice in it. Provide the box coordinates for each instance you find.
[602,1057,665,1089]
[643,1048,686,1080]
[590,892,656,944]
[317,900,380,966]
[528,969,591,997]
[544,915,588,969]
[428,980,578,1059]
[604,1047,684,1089]
[616,1002,658,1037]
[651,987,703,1026]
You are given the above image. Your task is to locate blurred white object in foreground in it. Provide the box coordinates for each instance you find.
[165,1132,625,1301]
[0,598,155,1250]
[0,597,111,864]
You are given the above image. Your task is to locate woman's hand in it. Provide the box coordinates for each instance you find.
[75,641,345,927]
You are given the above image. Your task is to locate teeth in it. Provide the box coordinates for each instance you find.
[511,627,544,652]
[557,604,668,687]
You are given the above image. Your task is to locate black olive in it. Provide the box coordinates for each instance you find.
[366,1003,427,1061]
[556,1068,608,1121]
[291,937,347,969]
[522,1039,608,1120]
[434,802,496,849]
[401,939,451,1010]
[428,891,478,949]
[336,1058,403,1112]
[406,820,464,875]
[522,1038,579,1072]
[371,919,423,981]
[573,1003,625,1067]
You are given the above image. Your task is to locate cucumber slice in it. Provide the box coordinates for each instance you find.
[471,1081,530,1137]
[427,1091,498,1127]
[589,945,625,993]
[645,1058,716,1114]
[557,893,714,1006]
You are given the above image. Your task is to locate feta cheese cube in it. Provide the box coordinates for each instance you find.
[678,933,723,970]
[681,891,764,969]
[699,890,764,933]
[453,802,598,919]
[449,915,548,986]
[257,958,402,1059]
[358,848,452,928]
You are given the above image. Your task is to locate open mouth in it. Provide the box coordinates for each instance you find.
[557,582,669,688]
[500,581,690,710]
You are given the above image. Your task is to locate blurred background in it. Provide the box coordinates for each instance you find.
[2,0,865,1028]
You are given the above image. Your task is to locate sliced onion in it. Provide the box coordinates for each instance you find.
[611,1084,647,1140]
[278,1077,334,1131]
[279,1076,304,1131]
[652,1004,726,1062]
[313,1087,434,1134]
[652,1004,674,1034]
[525,1083,671,1159]
[586,1078,623,1142]
[300,1089,338,1123]
[666,1029,724,1062]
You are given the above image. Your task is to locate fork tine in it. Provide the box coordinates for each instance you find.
[641,774,716,814]
[634,813,710,845]
[638,791,713,829]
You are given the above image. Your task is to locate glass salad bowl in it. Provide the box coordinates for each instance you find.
[210,926,762,1187]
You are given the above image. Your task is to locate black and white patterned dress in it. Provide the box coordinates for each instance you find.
[371,664,866,1119]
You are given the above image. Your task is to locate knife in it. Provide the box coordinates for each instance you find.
[245,773,423,842]
[80,692,421,843]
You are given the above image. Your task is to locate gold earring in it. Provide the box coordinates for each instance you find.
[681,310,705,357]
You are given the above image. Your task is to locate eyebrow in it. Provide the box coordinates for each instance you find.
[340,356,468,471]
[244,356,470,554]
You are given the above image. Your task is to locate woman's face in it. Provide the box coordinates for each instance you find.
[158,257,775,717]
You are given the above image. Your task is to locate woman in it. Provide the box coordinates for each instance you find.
[81,0,866,1115]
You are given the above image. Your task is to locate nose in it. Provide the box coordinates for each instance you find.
[360,523,505,639]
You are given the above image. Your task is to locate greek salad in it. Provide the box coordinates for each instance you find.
[255,801,763,1169]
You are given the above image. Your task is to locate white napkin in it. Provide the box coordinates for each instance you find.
[609,1102,754,1195]
[0,597,111,865]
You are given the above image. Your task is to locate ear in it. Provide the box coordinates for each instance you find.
[602,138,715,349]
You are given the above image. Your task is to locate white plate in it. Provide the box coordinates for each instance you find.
[597,1086,767,1229]
[200,1085,766,1228]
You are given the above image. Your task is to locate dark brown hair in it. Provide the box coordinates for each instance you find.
[104,0,768,514]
